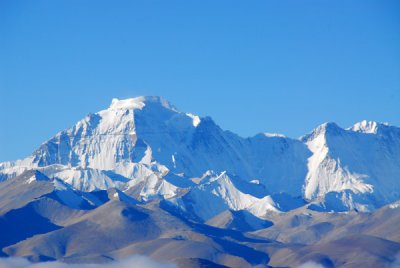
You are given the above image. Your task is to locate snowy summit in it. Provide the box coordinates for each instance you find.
[0,96,399,216]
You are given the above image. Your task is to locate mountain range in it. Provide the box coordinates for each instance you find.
[0,96,399,268]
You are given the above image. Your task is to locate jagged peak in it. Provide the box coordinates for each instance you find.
[302,120,397,140]
[350,120,389,134]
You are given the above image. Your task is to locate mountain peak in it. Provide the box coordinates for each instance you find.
[109,96,176,112]
[301,122,343,142]
[109,97,146,110]
[319,122,341,131]
[350,120,386,134]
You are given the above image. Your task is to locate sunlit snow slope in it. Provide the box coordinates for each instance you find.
[1,97,399,217]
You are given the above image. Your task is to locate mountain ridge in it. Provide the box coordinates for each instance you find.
[1,96,399,216]
[1,96,400,267]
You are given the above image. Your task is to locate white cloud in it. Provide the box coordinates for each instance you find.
[0,256,177,268]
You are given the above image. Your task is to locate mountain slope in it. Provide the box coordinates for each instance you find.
[1,97,399,216]
[303,121,400,211]
[1,96,400,267]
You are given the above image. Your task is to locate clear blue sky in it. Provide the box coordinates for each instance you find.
[0,0,399,162]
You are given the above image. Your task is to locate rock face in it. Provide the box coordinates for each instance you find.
[1,96,400,267]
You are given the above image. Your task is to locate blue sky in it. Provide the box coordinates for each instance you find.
[0,0,399,162]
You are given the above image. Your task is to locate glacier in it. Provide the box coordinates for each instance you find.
[1,96,399,218]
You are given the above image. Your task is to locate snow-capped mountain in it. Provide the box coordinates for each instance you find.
[302,121,400,211]
[1,96,399,216]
